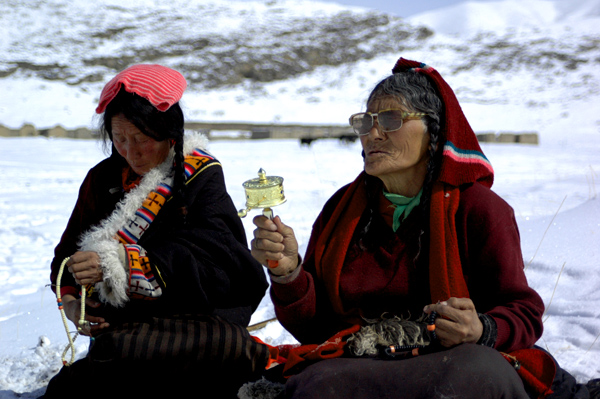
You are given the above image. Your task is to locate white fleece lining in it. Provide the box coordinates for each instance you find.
[77,133,209,307]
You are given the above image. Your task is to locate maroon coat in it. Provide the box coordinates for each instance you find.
[271,181,544,353]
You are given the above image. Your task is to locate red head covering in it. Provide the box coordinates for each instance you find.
[392,58,494,188]
[95,64,187,114]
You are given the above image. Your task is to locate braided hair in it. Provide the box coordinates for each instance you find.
[360,70,444,257]
[98,88,188,222]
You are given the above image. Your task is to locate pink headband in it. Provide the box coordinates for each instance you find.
[95,64,187,114]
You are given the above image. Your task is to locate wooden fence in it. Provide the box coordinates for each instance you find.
[0,123,538,144]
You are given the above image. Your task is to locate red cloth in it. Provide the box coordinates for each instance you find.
[313,173,366,318]
[313,173,469,316]
[282,325,361,378]
[503,349,556,398]
[428,182,469,303]
[96,64,187,114]
[392,58,494,189]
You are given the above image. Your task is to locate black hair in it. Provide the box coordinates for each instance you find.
[98,88,188,222]
[359,70,445,259]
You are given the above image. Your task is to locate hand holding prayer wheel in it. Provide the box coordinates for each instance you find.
[251,214,299,277]
[237,169,297,275]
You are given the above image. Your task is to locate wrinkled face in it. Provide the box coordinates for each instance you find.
[359,97,430,192]
[111,114,171,176]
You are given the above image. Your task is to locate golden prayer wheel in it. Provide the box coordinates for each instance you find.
[238,168,286,268]
[238,168,286,218]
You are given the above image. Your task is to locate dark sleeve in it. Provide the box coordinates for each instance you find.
[140,163,268,326]
[270,185,353,344]
[50,159,122,298]
[457,183,545,353]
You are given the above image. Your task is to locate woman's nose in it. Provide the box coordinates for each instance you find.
[368,122,385,139]
[126,142,140,159]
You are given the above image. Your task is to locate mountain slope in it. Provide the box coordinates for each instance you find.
[0,0,431,88]
[0,0,598,131]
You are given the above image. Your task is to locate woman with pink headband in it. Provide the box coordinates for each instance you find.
[44,65,269,398]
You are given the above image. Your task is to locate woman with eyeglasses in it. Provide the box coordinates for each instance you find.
[250,58,589,398]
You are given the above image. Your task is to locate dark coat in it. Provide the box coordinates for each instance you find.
[50,151,268,327]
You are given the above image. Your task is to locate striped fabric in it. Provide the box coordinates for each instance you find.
[442,141,494,186]
[87,314,271,374]
[117,183,172,245]
[125,244,162,299]
[184,149,215,179]
[442,141,492,168]
[113,150,217,300]
[96,64,187,114]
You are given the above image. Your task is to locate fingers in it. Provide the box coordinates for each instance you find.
[252,214,277,230]
[67,251,103,285]
[423,297,482,347]
[62,296,110,336]
[253,218,284,249]
[85,309,110,336]
[423,297,475,317]
[77,316,111,336]
[252,216,295,256]
[251,215,299,275]
[68,298,109,336]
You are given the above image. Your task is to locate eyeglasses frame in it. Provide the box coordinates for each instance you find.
[349,109,429,136]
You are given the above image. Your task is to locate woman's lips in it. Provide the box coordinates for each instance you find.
[366,148,387,156]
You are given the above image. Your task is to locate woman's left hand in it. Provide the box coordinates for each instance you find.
[67,251,104,286]
[423,297,483,347]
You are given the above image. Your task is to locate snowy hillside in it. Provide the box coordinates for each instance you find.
[1,0,599,132]
[0,0,429,129]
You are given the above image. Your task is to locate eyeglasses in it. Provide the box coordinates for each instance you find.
[349,110,428,136]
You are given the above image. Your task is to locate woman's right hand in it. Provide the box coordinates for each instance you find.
[61,294,110,336]
[251,215,299,276]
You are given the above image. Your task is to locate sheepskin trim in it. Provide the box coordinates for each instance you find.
[89,239,128,306]
[184,131,209,155]
[78,132,208,307]
[346,315,431,357]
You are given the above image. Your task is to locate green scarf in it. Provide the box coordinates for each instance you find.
[383,188,423,232]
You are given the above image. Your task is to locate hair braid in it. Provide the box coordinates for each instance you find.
[172,137,188,223]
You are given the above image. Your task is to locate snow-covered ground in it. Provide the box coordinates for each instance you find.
[1,125,599,397]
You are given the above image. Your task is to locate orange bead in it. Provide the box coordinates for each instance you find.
[427,324,436,331]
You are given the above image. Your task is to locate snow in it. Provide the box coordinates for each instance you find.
[1,0,599,396]
[1,128,599,397]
